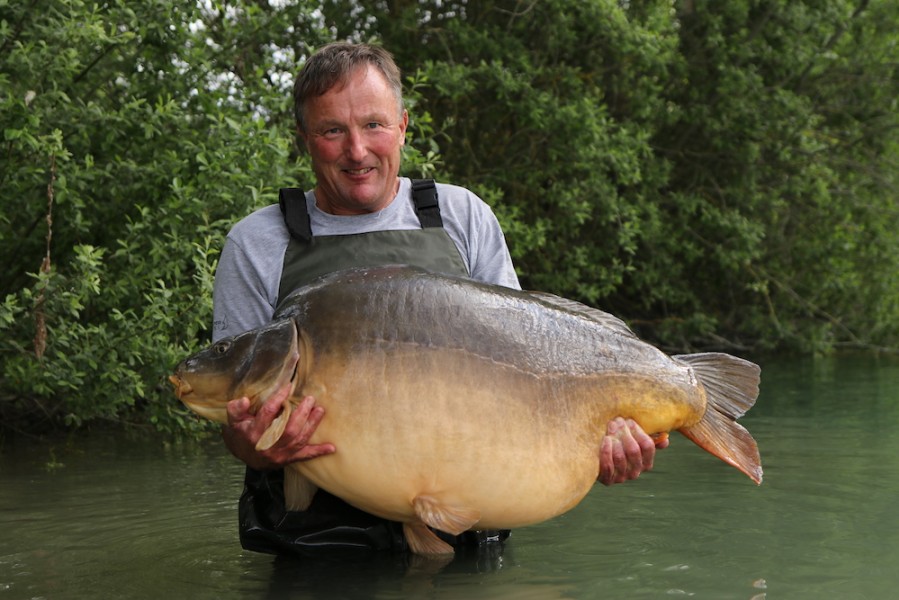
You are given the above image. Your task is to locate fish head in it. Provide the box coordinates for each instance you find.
[169,318,300,424]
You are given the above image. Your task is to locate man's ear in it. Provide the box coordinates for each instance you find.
[399,110,409,146]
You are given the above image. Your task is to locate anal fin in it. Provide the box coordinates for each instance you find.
[403,522,455,556]
[402,495,481,556]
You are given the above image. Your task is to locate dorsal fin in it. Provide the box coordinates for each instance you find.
[527,291,637,339]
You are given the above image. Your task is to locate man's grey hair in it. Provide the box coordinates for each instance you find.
[293,42,404,132]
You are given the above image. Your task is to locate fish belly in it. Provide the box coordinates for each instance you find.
[296,347,605,529]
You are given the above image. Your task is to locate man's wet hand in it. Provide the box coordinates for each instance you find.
[597,417,668,486]
[222,382,335,470]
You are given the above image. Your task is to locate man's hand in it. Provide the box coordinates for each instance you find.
[597,417,669,486]
[221,381,336,470]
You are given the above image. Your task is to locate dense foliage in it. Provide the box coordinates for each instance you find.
[2,0,897,433]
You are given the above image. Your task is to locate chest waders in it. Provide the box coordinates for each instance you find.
[237,180,510,558]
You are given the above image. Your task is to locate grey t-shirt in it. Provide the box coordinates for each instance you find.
[212,177,520,341]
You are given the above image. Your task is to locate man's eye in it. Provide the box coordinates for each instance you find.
[365,122,381,129]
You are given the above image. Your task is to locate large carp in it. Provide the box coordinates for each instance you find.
[170,265,762,555]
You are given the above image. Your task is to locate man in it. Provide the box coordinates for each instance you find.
[212,42,666,557]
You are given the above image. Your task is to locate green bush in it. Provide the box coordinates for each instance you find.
[2,0,898,434]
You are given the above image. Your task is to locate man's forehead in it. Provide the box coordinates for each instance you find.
[322,64,390,94]
[305,68,401,121]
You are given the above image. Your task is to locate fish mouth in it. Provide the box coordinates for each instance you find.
[169,374,192,399]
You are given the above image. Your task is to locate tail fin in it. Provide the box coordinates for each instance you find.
[674,353,763,484]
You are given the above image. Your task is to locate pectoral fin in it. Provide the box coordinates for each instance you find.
[283,466,318,511]
[255,401,292,451]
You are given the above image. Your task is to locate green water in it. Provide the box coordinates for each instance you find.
[2,355,898,599]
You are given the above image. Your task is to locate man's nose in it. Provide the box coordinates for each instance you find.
[344,128,367,162]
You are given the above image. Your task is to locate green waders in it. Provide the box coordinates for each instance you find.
[237,180,510,558]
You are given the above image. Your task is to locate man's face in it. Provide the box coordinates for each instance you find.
[301,65,409,215]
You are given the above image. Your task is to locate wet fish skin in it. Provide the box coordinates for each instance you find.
[171,265,762,556]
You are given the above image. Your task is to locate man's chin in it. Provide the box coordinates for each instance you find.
[316,178,397,215]
[339,189,395,214]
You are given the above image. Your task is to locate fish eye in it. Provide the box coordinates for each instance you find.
[213,341,231,355]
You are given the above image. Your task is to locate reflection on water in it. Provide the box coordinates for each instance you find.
[2,354,899,599]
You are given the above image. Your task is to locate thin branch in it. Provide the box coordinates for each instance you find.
[33,154,55,362]
[72,41,122,85]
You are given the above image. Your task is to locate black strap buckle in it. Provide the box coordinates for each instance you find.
[410,179,443,228]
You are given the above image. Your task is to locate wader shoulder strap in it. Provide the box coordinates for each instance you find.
[278,180,442,243]
[410,179,443,228]
[279,187,312,244]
